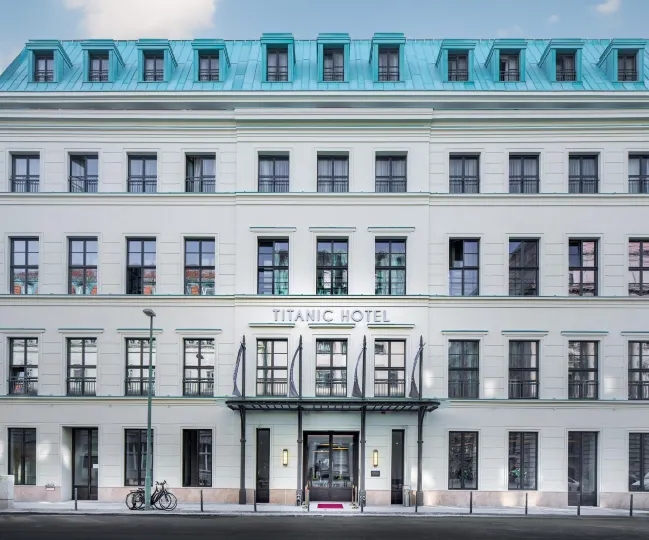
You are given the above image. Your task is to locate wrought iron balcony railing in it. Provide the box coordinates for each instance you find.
[378,67,399,82]
[628,381,649,400]
[450,177,479,194]
[568,380,598,399]
[8,377,38,396]
[448,69,469,82]
[317,179,349,193]
[267,68,288,82]
[618,69,638,82]
[375,179,406,193]
[11,175,40,193]
[256,378,288,397]
[186,176,216,193]
[183,379,214,397]
[67,378,96,396]
[569,176,599,194]
[144,69,164,82]
[629,176,649,194]
[34,70,54,82]
[374,379,405,398]
[258,179,289,193]
[69,175,98,193]
[125,377,155,396]
[448,380,479,399]
[128,177,157,193]
[556,69,577,82]
[500,69,520,82]
[508,380,539,399]
[323,67,344,82]
[89,70,109,82]
[509,177,539,194]
[315,379,347,397]
[199,69,219,81]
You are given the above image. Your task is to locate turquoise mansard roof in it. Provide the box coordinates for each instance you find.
[0,38,647,92]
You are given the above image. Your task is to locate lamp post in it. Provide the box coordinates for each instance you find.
[142,308,156,510]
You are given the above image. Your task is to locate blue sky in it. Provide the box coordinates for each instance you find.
[0,0,646,70]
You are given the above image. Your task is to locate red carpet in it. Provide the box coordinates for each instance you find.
[317,503,344,509]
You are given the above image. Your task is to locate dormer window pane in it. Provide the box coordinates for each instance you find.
[448,53,469,82]
[323,47,344,82]
[89,53,109,82]
[500,53,520,82]
[34,53,54,82]
[199,53,219,81]
[556,53,576,82]
[618,52,638,81]
[144,52,164,82]
[267,48,288,82]
[378,47,399,81]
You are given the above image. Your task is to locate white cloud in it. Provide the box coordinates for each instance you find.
[547,14,560,23]
[595,0,622,14]
[496,24,524,38]
[64,0,218,39]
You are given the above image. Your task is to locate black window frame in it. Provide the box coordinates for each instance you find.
[509,239,539,296]
[127,155,157,193]
[88,52,109,82]
[569,155,599,194]
[8,338,38,396]
[569,239,598,296]
[508,432,538,490]
[198,52,220,82]
[568,341,599,400]
[10,237,39,295]
[8,428,36,485]
[126,238,156,295]
[124,428,153,486]
[508,341,539,399]
[449,239,480,296]
[315,339,348,397]
[183,338,215,397]
[256,339,288,396]
[374,339,406,397]
[257,239,289,295]
[266,47,288,82]
[448,53,469,82]
[629,155,649,194]
[69,154,98,193]
[448,340,480,399]
[258,155,289,193]
[67,337,97,396]
[450,155,480,193]
[378,46,400,82]
[448,431,478,490]
[509,155,539,193]
[182,429,212,487]
[499,52,520,82]
[618,51,638,82]
[143,52,164,82]
[375,155,407,193]
[629,239,649,296]
[186,154,216,193]
[628,341,649,400]
[125,338,156,396]
[316,238,348,295]
[34,52,54,82]
[375,239,406,295]
[184,238,215,296]
[68,237,98,295]
[629,433,649,492]
[11,154,40,193]
[323,46,344,82]
[317,155,349,193]
[556,53,577,82]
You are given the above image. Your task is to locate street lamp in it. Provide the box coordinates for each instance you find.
[142,308,156,510]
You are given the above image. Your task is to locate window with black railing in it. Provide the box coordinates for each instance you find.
[11,237,39,295]
[629,155,649,194]
[185,238,215,295]
[267,47,288,82]
[629,239,649,296]
[125,429,153,486]
[127,238,156,295]
[143,52,164,82]
[317,155,348,192]
[9,338,38,396]
[67,338,97,396]
[508,432,538,490]
[186,155,216,192]
[509,155,539,193]
[89,52,109,82]
[8,428,36,485]
[449,239,479,296]
[629,341,649,400]
[556,53,576,82]
[569,155,598,193]
[449,431,478,489]
[618,52,638,82]
[568,341,598,400]
[257,339,288,396]
[69,237,98,295]
[183,339,214,397]
[509,239,539,296]
[11,154,40,193]
[183,430,212,487]
[257,239,289,295]
[198,53,219,81]
[448,53,469,82]
[509,341,539,399]
[449,340,479,398]
[125,338,155,396]
[128,155,157,193]
[629,433,649,492]
[500,53,520,82]
[378,47,399,81]
[323,47,344,81]
[316,239,348,295]
[450,155,479,193]
[375,239,406,295]
[316,340,347,397]
[69,155,98,193]
[569,239,597,296]
[34,53,54,82]
[259,155,289,192]
[374,340,405,397]
[375,155,406,192]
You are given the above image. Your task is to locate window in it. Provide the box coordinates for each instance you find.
[316,340,347,397]
[509,341,539,399]
[199,53,219,81]
[186,155,216,193]
[34,52,53,82]
[569,155,598,194]
[256,339,288,396]
[67,338,97,396]
[183,339,214,396]
[568,341,598,399]
[375,156,406,192]
[374,340,405,397]
[258,156,289,193]
[127,239,156,295]
[144,52,164,81]
[128,156,157,193]
[125,429,153,486]
[378,47,399,81]
[323,47,344,81]
[267,47,288,82]
[89,52,109,82]
[569,240,597,296]
[69,238,98,295]
[556,53,576,82]
[629,433,649,491]
[449,431,478,489]
[183,430,212,487]
[508,432,538,490]
[10,238,39,295]
[509,239,539,296]
[375,239,406,295]
[618,52,638,82]
[500,53,520,81]
[448,340,479,398]
[629,239,649,296]
[257,239,289,295]
[448,53,469,82]
[317,155,348,193]
[629,342,649,400]
[316,239,348,295]
[11,154,40,193]
[125,338,156,396]
[629,155,649,194]
[509,155,539,193]
[8,428,36,485]
[8,338,38,395]
[184,239,215,295]
[450,155,479,193]
[449,239,479,296]
[70,155,98,193]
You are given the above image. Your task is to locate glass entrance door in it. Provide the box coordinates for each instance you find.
[72,428,98,500]
[568,431,598,506]
[305,432,357,502]
[256,428,270,503]
[391,430,405,504]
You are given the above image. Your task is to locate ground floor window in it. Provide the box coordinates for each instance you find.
[124,429,153,486]
[629,433,649,492]
[448,431,478,490]
[508,432,537,490]
[8,428,36,485]
[183,430,212,487]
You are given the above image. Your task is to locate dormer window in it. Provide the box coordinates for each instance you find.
[34,52,54,82]
[499,53,520,82]
[199,52,219,81]
[323,46,344,82]
[89,52,109,82]
[267,47,288,82]
[556,53,576,82]
[143,52,164,82]
[618,51,638,81]
[378,47,399,82]
[448,53,469,82]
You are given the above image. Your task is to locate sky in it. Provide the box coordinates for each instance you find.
[0,0,647,71]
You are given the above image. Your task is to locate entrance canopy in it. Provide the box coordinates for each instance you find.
[226,397,439,413]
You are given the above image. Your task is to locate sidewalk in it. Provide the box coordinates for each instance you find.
[2,500,648,517]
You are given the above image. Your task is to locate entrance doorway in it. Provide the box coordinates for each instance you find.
[568,431,598,506]
[304,432,358,502]
[72,428,98,500]
[256,428,270,503]
[391,430,405,504]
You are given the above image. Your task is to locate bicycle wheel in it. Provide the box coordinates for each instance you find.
[125,492,138,510]
[158,492,177,511]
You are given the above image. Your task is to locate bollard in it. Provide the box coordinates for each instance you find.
[415,491,418,514]
[200,489,203,512]
[577,491,581,516]
[630,493,633,517]
[469,491,473,514]
[74,488,78,511]
[525,493,528,515]
[253,490,257,512]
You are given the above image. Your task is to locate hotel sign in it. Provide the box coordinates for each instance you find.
[272,308,391,324]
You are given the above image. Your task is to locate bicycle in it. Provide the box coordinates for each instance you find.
[125,480,177,511]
